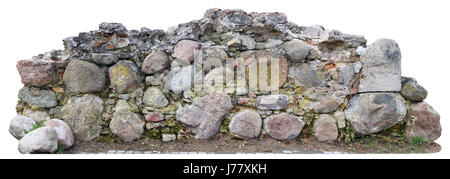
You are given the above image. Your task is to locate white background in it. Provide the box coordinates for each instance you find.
[0,0,449,158]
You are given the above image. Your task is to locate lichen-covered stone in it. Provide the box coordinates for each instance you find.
[110,100,144,142]
[44,119,74,149]
[176,93,233,139]
[358,39,402,92]
[91,52,119,66]
[109,60,141,93]
[173,40,200,62]
[18,87,57,108]
[255,94,288,110]
[9,115,36,140]
[288,60,326,88]
[229,109,262,138]
[18,127,58,154]
[345,93,407,135]
[264,113,305,140]
[22,109,50,123]
[314,114,338,142]
[405,102,441,141]
[281,39,309,63]
[400,77,428,102]
[143,87,169,108]
[60,94,104,141]
[141,50,169,74]
[17,59,56,87]
[63,60,106,94]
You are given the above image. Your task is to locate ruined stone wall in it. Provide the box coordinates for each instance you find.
[10,9,441,153]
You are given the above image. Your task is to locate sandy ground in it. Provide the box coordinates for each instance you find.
[65,133,441,154]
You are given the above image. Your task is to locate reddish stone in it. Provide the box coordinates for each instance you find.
[17,59,56,87]
[146,112,164,122]
[264,113,305,140]
[173,40,200,62]
[405,102,441,141]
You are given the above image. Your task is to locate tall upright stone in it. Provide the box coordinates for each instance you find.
[358,39,402,92]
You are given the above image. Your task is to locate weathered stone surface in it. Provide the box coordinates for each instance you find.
[288,60,326,87]
[18,127,58,154]
[143,87,169,108]
[313,97,341,114]
[145,112,164,122]
[314,114,338,142]
[91,52,119,66]
[141,50,169,74]
[405,102,441,141]
[109,61,141,93]
[345,93,407,135]
[173,40,200,62]
[60,94,104,141]
[255,94,288,110]
[165,65,193,94]
[162,134,177,142]
[229,109,262,138]
[281,39,309,63]
[202,67,235,94]
[9,115,36,140]
[64,60,106,94]
[358,38,402,92]
[264,113,305,140]
[44,119,74,149]
[22,109,50,123]
[17,59,56,87]
[110,100,144,142]
[176,93,233,139]
[18,87,57,108]
[400,77,428,102]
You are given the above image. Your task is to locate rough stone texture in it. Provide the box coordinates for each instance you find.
[177,93,233,139]
[288,60,326,88]
[165,65,193,94]
[109,60,141,93]
[229,109,262,138]
[264,113,305,140]
[255,94,288,110]
[64,60,106,94]
[143,87,169,108]
[145,112,164,122]
[141,50,169,74]
[313,97,341,114]
[18,87,57,108]
[110,100,145,142]
[173,40,200,62]
[60,94,104,141]
[405,102,441,141]
[18,127,58,154]
[9,115,36,140]
[44,119,74,149]
[22,109,50,123]
[345,93,407,135]
[162,134,177,142]
[281,39,310,63]
[17,59,56,87]
[314,114,338,142]
[91,52,119,66]
[358,38,402,92]
[400,77,428,102]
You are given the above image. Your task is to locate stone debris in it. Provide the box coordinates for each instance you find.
[11,8,441,154]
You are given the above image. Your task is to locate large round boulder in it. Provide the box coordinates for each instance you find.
[345,93,407,135]
[63,60,107,94]
[264,113,305,140]
[18,127,58,154]
[109,100,145,142]
[405,102,441,141]
[229,109,262,138]
[109,60,141,93]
